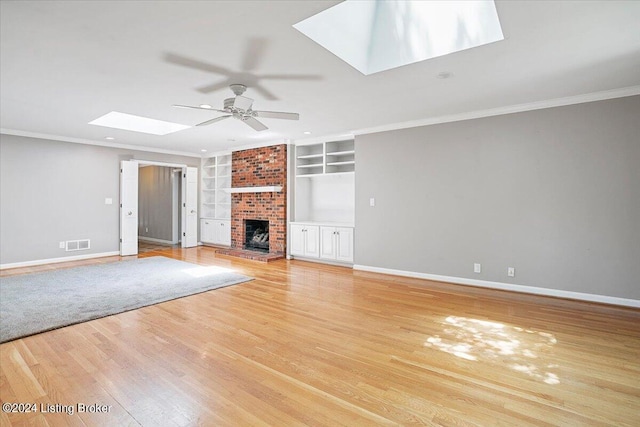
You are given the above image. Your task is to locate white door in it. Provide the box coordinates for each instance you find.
[201,219,214,243]
[336,227,354,262]
[320,227,336,260]
[182,167,198,248]
[120,161,139,256]
[290,224,306,256]
[304,225,320,258]
[219,220,231,246]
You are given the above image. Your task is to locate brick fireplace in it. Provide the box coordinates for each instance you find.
[227,144,287,259]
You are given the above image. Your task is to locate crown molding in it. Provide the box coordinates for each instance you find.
[353,85,640,137]
[0,128,202,158]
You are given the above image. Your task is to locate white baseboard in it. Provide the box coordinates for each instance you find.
[138,237,178,245]
[290,255,353,268]
[0,251,121,270]
[352,265,640,308]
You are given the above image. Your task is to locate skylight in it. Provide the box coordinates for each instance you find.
[293,0,504,75]
[89,112,190,135]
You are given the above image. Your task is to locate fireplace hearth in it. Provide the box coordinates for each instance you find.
[244,219,269,253]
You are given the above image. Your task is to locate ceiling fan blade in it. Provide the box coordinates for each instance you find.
[196,115,231,127]
[251,83,278,101]
[233,95,254,111]
[164,53,232,76]
[173,104,228,113]
[241,37,268,72]
[254,110,299,120]
[197,80,232,94]
[242,117,268,132]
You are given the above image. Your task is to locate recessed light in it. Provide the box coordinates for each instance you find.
[201,149,207,153]
[199,104,213,109]
[303,131,312,135]
[89,111,190,135]
[105,136,115,140]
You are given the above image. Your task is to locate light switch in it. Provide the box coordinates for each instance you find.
[369,197,375,207]
[105,198,113,205]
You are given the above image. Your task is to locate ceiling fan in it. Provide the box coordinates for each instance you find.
[173,84,299,131]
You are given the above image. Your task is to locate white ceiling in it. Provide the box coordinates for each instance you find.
[1,1,639,157]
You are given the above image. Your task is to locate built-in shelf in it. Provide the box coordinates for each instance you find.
[200,153,231,221]
[326,150,355,156]
[224,186,283,193]
[326,161,355,166]
[295,139,355,177]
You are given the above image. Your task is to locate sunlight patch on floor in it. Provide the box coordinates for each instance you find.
[425,316,560,384]
[182,266,237,278]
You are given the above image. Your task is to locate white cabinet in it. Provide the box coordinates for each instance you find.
[201,219,230,246]
[290,224,319,258]
[290,223,353,263]
[213,220,231,246]
[320,226,354,262]
[201,219,215,243]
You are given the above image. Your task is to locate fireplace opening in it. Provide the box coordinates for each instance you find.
[244,219,269,252]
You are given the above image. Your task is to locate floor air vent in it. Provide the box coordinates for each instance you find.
[66,239,90,251]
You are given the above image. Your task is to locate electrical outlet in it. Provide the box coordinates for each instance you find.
[508,267,515,277]
[474,263,481,273]
[369,197,375,207]
[59,241,65,249]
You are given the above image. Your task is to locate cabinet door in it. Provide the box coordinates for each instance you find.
[290,224,306,256]
[304,225,320,258]
[320,227,337,260]
[201,219,214,243]
[219,220,231,246]
[212,220,230,245]
[335,227,354,262]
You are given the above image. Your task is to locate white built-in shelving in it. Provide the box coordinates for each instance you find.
[295,139,355,177]
[200,153,232,246]
[290,139,356,264]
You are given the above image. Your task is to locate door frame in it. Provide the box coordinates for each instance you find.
[120,160,194,256]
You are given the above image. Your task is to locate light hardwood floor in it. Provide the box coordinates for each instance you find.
[1,247,639,426]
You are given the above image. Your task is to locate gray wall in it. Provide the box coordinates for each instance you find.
[0,134,199,264]
[139,166,176,242]
[355,96,640,300]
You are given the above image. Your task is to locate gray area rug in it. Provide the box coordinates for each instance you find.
[0,256,253,343]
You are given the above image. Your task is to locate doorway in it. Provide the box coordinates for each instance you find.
[120,160,198,256]
[137,165,181,253]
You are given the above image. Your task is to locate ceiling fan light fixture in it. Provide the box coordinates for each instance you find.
[174,84,299,131]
